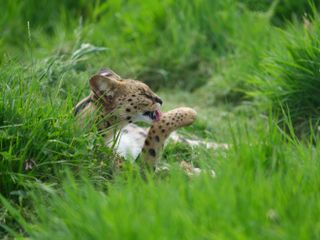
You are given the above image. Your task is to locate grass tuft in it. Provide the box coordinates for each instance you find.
[249,8,320,135]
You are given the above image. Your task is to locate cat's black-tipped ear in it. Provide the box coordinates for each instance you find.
[89,69,121,96]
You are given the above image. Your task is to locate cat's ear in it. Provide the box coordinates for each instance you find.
[98,68,121,80]
[89,69,121,96]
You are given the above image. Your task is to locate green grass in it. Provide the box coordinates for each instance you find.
[242,0,320,26]
[1,0,320,239]
[250,6,320,135]
[3,120,320,239]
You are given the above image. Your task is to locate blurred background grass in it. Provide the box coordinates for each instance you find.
[2,0,319,90]
[1,0,320,239]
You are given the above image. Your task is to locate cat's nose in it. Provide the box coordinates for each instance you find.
[154,97,163,105]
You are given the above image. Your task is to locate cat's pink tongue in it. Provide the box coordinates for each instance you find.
[155,110,161,121]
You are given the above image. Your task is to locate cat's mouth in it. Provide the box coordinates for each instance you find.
[143,110,161,121]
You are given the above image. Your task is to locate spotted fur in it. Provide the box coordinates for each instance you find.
[75,69,162,138]
[140,108,197,168]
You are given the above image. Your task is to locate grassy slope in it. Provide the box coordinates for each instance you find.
[1,0,320,239]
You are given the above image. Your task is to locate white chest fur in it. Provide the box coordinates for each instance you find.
[107,124,148,160]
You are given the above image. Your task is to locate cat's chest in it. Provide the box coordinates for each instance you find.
[106,124,149,160]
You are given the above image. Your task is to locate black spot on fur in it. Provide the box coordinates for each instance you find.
[155,136,160,142]
[126,116,131,120]
[149,149,156,157]
[161,129,165,133]
[145,140,150,146]
[126,108,131,112]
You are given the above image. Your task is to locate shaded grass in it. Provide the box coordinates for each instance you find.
[242,0,320,26]
[249,7,320,135]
